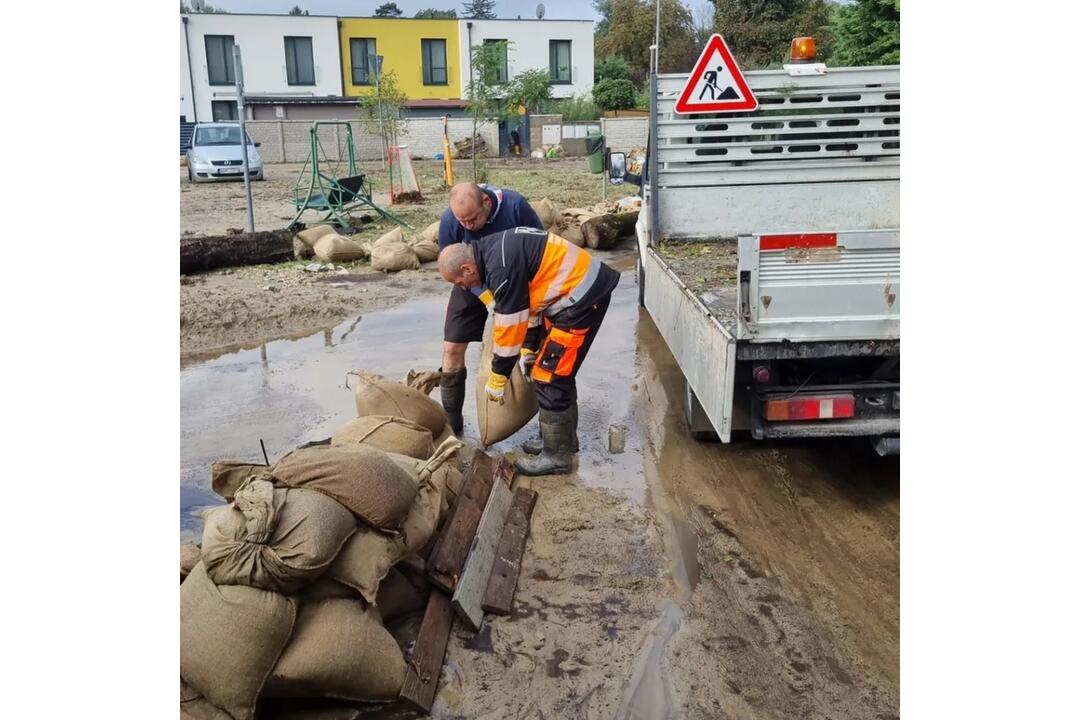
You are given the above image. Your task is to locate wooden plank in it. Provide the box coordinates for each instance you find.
[398,590,455,714]
[426,451,494,593]
[451,477,514,632]
[482,487,538,616]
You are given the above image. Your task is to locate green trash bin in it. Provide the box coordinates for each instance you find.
[586,129,605,174]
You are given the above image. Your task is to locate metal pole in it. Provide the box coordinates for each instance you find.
[648,44,660,246]
[233,44,255,233]
[374,55,386,169]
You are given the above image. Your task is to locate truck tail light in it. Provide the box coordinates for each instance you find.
[754,366,771,384]
[765,393,855,422]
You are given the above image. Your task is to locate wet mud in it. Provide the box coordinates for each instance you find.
[180,261,899,718]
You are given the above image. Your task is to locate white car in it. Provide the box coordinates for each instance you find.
[186,123,264,183]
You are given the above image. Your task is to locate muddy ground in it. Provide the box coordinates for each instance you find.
[180,158,634,356]
[181,161,898,719]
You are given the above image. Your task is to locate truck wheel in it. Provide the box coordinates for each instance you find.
[636,254,645,307]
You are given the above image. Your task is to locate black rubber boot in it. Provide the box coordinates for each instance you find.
[439,367,467,435]
[521,404,578,454]
[516,406,576,476]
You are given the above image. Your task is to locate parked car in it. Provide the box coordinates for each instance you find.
[186,123,264,183]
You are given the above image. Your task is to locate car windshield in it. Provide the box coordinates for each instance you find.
[194,127,254,147]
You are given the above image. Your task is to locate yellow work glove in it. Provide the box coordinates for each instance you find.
[519,348,538,381]
[485,372,509,404]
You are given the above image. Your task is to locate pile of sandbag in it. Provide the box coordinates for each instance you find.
[407,221,440,264]
[531,197,639,250]
[292,224,371,264]
[181,372,466,719]
[369,227,421,273]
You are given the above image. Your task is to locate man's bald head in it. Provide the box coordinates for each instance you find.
[438,243,480,290]
[449,182,492,231]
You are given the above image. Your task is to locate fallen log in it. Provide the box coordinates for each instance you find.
[582,210,639,250]
[180,229,294,275]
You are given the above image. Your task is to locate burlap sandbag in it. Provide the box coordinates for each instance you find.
[180,563,296,720]
[405,368,442,395]
[313,234,368,263]
[181,543,201,581]
[373,226,405,248]
[389,452,463,516]
[264,600,406,703]
[536,198,558,229]
[370,242,420,272]
[331,415,434,460]
[418,220,440,244]
[476,326,540,446]
[300,576,357,603]
[348,370,447,436]
[433,424,464,472]
[211,460,267,502]
[180,678,233,720]
[271,446,419,531]
[296,224,336,249]
[201,483,356,594]
[410,238,439,263]
[375,566,430,623]
[327,480,443,603]
[559,224,586,247]
[327,440,457,602]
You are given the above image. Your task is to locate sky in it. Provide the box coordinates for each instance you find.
[200,1,604,21]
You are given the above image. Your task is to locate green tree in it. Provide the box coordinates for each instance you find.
[288,5,309,15]
[712,0,833,69]
[595,0,698,85]
[414,8,458,18]
[466,41,512,178]
[180,2,229,12]
[552,95,601,121]
[594,56,630,82]
[828,0,899,66]
[690,0,715,53]
[357,69,409,158]
[593,0,615,39]
[374,2,403,17]
[507,69,553,114]
[462,0,497,19]
[593,78,637,111]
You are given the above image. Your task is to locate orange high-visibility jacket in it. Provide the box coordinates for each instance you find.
[473,227,620,378]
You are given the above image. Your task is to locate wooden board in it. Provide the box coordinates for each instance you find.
[426,451,494,592]
[482,487,539,616]
[398,590,455,714]
[451,477,514,631]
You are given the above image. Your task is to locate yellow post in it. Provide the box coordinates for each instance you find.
[442,114,454,187]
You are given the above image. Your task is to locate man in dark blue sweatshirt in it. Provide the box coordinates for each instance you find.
[437,182,545,434]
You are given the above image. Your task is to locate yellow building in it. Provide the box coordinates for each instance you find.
[339,18,462,104]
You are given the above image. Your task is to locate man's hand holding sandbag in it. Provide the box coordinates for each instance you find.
[485,372,508,404]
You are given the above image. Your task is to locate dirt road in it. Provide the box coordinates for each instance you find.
[180,258,899,718]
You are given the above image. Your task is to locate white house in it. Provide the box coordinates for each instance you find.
[457,19,594,100]
[181,13,343,123]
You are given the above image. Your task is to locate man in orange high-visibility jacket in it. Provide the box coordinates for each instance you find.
[438,227,620,476]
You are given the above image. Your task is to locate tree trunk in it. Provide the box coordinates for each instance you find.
[180,229,294,275]
[581,211,640,250]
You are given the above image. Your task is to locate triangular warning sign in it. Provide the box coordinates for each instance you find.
[674,34,757,114]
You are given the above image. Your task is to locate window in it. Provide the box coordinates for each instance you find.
[194,125,253,146]
[284,36,315,86]
[483,39,508,84]
[422,39,448,85]
[205,35,235,86]
[549,40,572,84]
[350,38,376,85]
[211,101,238,122]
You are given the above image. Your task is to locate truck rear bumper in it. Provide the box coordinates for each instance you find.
[760,417,900,439]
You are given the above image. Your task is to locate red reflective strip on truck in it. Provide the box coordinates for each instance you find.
[764,394,855,422]
[759,233,837,251]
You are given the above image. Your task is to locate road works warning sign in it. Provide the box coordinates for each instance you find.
[674,34,758,114]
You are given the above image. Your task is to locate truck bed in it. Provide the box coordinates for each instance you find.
[654,240,739,335]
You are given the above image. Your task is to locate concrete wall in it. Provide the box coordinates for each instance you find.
[600,117,648,152]
[244,117,497,163]
[183,13,343,123]
[458,19,593,100]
